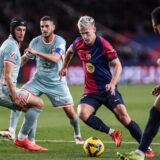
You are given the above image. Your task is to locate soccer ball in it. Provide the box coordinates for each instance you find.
[83,137,105,157]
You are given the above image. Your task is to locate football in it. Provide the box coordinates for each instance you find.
[83,137,105,157]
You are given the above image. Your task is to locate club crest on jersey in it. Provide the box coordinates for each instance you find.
[86,54,91,60]
[86,62,95,73]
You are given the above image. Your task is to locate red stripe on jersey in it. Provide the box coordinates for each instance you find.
[83,62,98,94]
[4,60,16,65]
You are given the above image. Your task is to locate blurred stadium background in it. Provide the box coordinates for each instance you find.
[1,1,160,160]
[0,0,160,84]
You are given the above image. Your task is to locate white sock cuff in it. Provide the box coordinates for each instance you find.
[18,132,28,141]
[9,127,15,133]
[109,128,114,135]
[136,149,145,157]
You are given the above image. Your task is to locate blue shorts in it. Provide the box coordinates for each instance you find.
[79,90,125,112]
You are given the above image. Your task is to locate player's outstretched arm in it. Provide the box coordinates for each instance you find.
[63,46,74,68]
[21,54,30,67]
[59,46,74,77]
[25,47,61,63]
[106,58,122,95]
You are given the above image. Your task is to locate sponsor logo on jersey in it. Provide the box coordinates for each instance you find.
[86,63,95,73]
[9,52,15,58]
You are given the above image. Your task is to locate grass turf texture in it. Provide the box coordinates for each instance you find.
[0,84,160,160]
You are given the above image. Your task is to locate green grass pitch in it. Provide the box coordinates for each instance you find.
[0,84,160,160]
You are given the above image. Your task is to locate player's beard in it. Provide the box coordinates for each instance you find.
[42,31,53,39]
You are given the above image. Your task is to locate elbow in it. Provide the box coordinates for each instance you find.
[53,58,59,63]
[52,57,61,63]
[4,75,11,83]
[37,99,44,109]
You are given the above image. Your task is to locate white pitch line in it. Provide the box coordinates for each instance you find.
[1,139,160,145]
[36,139,160,145]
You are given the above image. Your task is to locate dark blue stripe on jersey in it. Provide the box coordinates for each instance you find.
[91,37,113,92]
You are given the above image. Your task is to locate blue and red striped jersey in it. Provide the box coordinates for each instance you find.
[72,36,118,93]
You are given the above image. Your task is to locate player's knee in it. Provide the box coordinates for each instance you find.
[118,114,130,125]
[77,104,94,121]
[78,110,84,120]
[36,99,44,109]
[78,110,90,121]
[114,104,131,124]
[80,114,89,122]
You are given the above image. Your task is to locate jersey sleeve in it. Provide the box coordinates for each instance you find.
[70,39,78,55]
[70,44,75,54]
[3,45,18,65]
[101,37,118,61]
[52,38,66,56]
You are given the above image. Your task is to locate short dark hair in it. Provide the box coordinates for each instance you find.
[151,6,160,24]
[40,16,55,25]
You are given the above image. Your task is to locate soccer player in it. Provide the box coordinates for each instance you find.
[117,6,160,160]
[0,17,47,151]
[0,16,83,144]
[59,16,154,157]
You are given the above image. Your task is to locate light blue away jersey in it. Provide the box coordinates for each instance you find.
[0,36,21,84]
[26,35,66,84]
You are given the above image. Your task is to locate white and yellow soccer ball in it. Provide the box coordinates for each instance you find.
[83,137,105,157]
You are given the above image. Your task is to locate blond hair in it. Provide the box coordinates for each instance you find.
[77,16,95,28]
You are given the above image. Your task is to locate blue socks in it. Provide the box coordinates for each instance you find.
[85,115,110,133]
[126,120,142,143]
[139,107,160,153]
